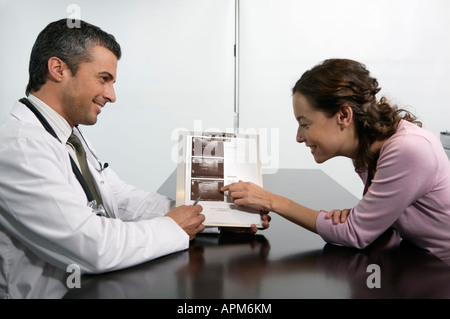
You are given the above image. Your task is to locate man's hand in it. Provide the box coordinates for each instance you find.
[166,205,205,240]
[252,210,271,232]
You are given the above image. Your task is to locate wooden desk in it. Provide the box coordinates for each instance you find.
[2,169,450,300]
[64,228,450,299]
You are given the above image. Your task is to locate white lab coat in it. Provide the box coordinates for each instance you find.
[0,101,189,274]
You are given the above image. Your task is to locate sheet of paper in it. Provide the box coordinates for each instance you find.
[176,132,263,228]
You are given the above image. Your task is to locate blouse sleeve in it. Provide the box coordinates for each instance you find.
[316,132,438,249]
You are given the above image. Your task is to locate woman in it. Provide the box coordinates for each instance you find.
[222,59,450,264]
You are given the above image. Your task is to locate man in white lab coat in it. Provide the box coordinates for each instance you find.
[0,19,207,274]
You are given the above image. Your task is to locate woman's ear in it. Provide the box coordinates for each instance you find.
[337,104,353,129]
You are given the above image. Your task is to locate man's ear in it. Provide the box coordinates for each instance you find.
[337,104,353,129]
[47,57,69,82]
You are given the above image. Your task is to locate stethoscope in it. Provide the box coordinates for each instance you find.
[19,97,108,216]
[74,125,109,172]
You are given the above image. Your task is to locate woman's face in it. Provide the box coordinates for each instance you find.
[293,92,357,163]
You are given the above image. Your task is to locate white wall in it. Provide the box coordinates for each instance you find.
[1,0,449,198]
[239,0,450,198]
[0,0,235,192]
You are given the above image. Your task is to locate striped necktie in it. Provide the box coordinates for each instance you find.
[68,133,108,217]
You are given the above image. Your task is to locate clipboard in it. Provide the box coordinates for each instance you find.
[176,131,263,228]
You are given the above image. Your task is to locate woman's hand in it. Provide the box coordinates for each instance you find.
[221,181,272,232]
[221,180,273,212]
[323,208,351,225]
[222,181,320,233]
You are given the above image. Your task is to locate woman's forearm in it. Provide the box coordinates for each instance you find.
[222,181,320,233]
[270,193,319,233]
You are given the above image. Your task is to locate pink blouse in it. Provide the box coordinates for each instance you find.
[316,120,450,264]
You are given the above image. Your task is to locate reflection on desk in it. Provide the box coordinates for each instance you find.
[2,169,450,299]
[3,228,450,299]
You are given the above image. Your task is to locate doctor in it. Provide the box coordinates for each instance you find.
[0,19,242,274]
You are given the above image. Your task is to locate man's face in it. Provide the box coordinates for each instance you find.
[61,45,118,127]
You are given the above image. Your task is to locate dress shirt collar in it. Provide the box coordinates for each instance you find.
[27,94,73,144]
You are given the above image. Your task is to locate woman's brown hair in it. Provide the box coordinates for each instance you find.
[292,58,421,174]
